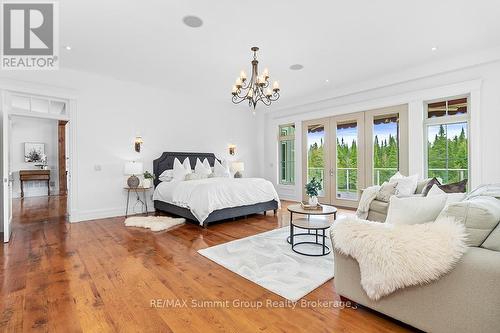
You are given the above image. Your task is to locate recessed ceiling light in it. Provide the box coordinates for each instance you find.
[325,79,330,83]
[65,45,71,50]
[183,15,203,28]
[431,46,438,51]
[289,64,304,70]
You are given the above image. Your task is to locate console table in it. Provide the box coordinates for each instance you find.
[19,170,50,198]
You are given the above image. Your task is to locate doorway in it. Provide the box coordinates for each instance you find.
[302,105,408,208]
[2,91,72,242]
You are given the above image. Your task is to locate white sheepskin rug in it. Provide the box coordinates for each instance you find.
[124,216,185,232]
[330,216,467,301]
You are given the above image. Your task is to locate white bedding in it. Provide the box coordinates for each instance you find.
[153,177,280,224]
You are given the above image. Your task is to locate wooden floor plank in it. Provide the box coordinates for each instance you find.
[0,195,418,333]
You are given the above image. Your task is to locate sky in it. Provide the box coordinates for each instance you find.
[307,122,399,148]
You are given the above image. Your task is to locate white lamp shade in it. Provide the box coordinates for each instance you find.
[124,161,143,175]
[231,162,244,172]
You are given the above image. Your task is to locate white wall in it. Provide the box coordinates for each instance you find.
[11,116,59,198]
[0,68,262,222]
[264,60,500,201]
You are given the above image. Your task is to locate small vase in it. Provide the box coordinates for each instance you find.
[142,179,152,188]
[308,196,318,206]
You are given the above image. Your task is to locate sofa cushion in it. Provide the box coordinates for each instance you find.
[386,195,447,225]
[437,196,500,247]
[375,182,398,202]
[481,223,500,251]
[370,199,389,214]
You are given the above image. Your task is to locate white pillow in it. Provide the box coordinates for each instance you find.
[172,158,189,181]
[182,158,192,172]
[389,172,418,196]
[202,158,211,170]
[386,195,448,225]
[195,158,212,176]
[214,159,230,178]
[427,184,445,196]
[158,169,173,182]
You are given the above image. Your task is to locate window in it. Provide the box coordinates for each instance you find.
[336,121,358,200]
[425,97,468,184]
[279,124,295,185]
[306,124,325,195]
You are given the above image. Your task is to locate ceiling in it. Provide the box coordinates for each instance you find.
[60,0,500,108]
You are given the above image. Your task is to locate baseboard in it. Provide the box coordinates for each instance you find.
[70,207,156,223]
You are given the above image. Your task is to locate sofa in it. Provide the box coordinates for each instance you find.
[334,193,500,333]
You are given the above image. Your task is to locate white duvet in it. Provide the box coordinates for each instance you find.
[153,177,280,224]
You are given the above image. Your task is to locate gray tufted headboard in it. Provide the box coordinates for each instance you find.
[153,152,220,187]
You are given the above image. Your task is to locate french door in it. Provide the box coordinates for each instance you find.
[302,105,408,208]
[331,112,365,208]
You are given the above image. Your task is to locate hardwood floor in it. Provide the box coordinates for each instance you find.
[1,196,416,332]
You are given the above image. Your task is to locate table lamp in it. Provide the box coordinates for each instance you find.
[125,161,143,188]
[231,162,244,178]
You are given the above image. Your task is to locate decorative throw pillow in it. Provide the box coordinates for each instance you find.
[421,177,441,196]
[182,158,192,172]
[214,159,231,178]
[438,179,467,193]
[172,158,189,181]
[376,182,398,202]
[386,195,448,225]
[427,184,465,204]
[437,196,500,246]
[158,169,173,182]
[195,158,212,176]
[203,158,211,170]
[415,178,432,194]
[389,172,419,196]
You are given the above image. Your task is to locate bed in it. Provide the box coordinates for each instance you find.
[153,152,280,227]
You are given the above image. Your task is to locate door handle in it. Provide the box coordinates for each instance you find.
[329,169,334,177]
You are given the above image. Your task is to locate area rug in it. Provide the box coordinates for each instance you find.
[124,216,185,232]
[198,226,334,301]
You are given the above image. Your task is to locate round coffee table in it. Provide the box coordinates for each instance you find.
[287,204,337,256]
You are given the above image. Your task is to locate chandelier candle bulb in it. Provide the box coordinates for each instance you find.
[232,86,238,95]
[273,81,280,91]
[235,78,242,88]
[263,68,269,79]
[240,70,247,81]
[266,88,272,97]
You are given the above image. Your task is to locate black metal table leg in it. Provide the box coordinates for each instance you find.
[322,229,326,255]
[289,211,294,246]
[125,189,130,217]
[143,190,148,216]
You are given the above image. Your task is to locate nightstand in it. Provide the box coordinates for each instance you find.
[124,186,152,217]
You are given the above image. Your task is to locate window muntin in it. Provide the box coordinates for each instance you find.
[279,124,295,185]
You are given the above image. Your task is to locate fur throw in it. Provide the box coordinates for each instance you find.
[124,216,185,232]
[330,216,467,300]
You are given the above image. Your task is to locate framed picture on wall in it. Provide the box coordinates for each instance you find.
[24,142,45,163]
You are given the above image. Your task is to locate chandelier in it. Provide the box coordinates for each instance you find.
[231,47,280,110]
